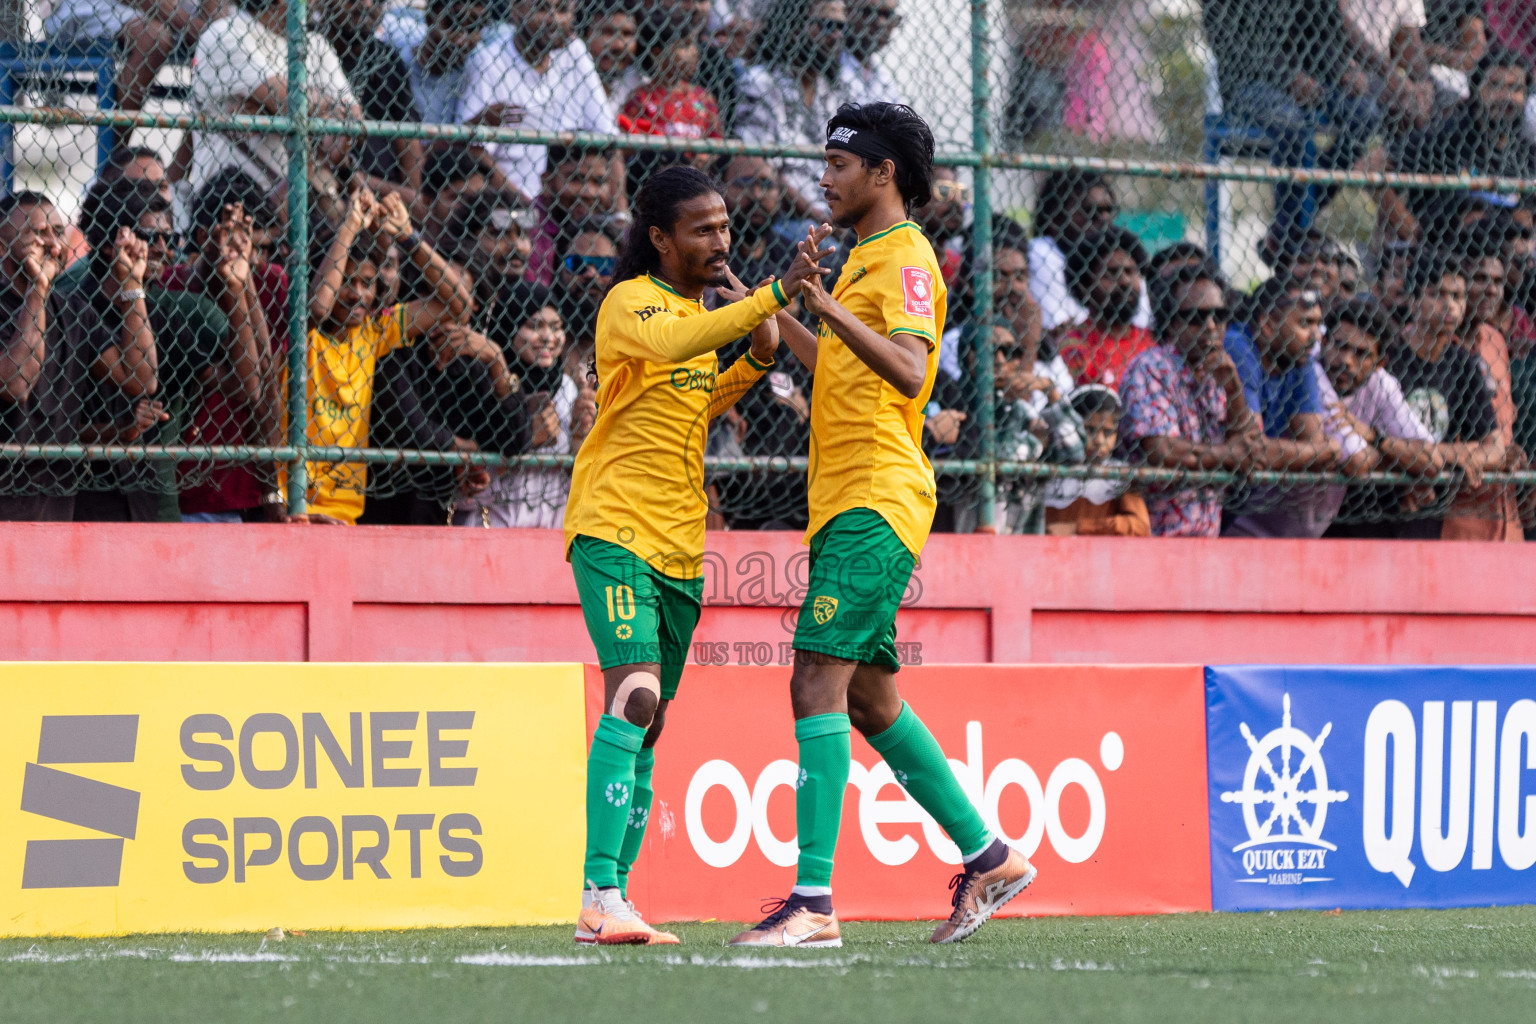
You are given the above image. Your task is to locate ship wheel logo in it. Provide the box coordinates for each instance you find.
[1220,693,1349,850]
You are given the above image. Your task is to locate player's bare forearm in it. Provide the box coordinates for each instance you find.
[773,309,818,372]
[814,299,927,399]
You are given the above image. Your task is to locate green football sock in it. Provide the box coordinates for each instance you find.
[794,713,851,889]
[617,745,655,900]
[583,714,646,889]
[867,702,993,859]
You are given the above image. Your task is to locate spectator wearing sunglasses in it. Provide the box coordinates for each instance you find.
[842,0,903,103]
[73,179,231,522]
[53,147,175,296]
[527,143,622,288]
[719,156,798,284]
[1222,279,1346,538]
[442,190,533,325]
[1117,264,1259,537]
[555,227,617,356]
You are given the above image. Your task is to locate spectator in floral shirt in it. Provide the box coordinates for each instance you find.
[1117,264,1259,536]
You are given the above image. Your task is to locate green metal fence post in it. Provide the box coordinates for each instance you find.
[284,0,310,516]
[970,0,996,531]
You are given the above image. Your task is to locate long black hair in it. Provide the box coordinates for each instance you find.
[610,165,723,288]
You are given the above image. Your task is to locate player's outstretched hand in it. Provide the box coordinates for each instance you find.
[799,264,834,317]
[715,267,753,303]
[779,223,834,299]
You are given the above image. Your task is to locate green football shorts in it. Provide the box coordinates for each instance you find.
[792,508,917,670]
[570,534,704,700]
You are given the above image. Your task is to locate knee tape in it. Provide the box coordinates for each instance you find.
[610,671,661,723]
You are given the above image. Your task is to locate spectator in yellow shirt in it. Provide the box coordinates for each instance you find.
[290,186,507,523]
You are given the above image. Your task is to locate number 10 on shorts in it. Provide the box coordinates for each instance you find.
[605,585,636,622]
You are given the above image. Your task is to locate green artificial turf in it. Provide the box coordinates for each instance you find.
[3,908,1535,1023]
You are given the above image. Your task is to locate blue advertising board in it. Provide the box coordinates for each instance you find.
[1206,666,1536,911]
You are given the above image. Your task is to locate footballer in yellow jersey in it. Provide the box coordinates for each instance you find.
[565,166,832,946]
[732,104,1036,951]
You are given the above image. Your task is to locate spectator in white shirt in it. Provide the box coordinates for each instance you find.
[1029,169,1150,334]
[1313,296,1443,535]
[842,0,903,103]
[190,0,361,198]
[1340,0,1436,132]
[736,0,867,221]
[385,0,496,125]
[47,0,224,115]
[458,0,618,205]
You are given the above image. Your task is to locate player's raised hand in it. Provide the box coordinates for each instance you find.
[779,223,835,298]
[715,267,753,303]
[798,263,834,316]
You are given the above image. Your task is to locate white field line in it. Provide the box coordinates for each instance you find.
[2,945,1137,972]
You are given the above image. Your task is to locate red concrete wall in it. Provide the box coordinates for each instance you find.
[0,524,1532,663]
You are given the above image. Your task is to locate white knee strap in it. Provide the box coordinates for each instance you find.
[610,671,661,719]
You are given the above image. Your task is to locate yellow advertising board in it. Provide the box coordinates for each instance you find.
[0,663,588,936]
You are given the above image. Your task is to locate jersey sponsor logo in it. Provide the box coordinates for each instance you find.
[669,368,716,392]
[811,595,838,625]
[634,305,665,322]
[901,267,934,317]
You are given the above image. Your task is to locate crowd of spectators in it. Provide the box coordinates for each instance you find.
[5,0,1536,539]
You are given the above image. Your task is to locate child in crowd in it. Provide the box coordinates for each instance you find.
[991,321,1082,532]
[1044,386,1150,536]
[296,186,498,524]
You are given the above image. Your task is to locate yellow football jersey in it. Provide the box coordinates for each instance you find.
[805,221,946,557]
[280,305,412,525]
[564,273,788,579]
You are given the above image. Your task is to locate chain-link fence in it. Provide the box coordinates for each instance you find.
[0,0,1534,537]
